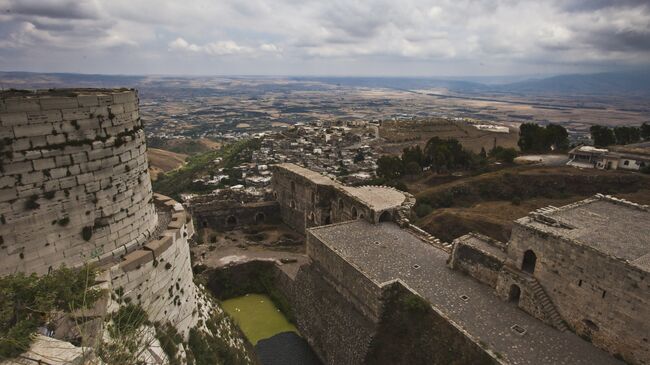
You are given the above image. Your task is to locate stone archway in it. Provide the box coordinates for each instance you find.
[226,215,237,226]
[351,207,358,219]
[508,284,521,304]
[522,250,537,274]
[378,211,392,222]
[255,212,265,224]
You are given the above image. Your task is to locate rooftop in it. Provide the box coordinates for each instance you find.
[340,185,406,211]
[519,196,650,271]
[309,220,621,365]
[274,163,339,186]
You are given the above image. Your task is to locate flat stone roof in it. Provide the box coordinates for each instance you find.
[274,163,339,186]
[519,197,650,271]
[340,186,406,211]
[309,220,621,365]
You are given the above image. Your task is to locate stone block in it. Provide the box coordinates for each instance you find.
[76,173,94,185]
[0,188,18,202]
[5,161,33,174]
[33,158,56,171]
[40,97,78,111]
[112,92,135,104]
[21,171,44,185]
[27,110,62,124]
[13,123,53,138]
[144,236,174,258]
[0,176,16,189]
[6,98,41,113]
[71,152,88,164]
[77,95,99,107]
[0,112,27,127]
[97,95,113,106]
[120,249,153,272]
[55,155,72,167]
[46,134,67,145]
[50,167,68,179]
[24,150,42,160]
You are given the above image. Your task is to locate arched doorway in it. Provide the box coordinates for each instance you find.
[351,207,358,219]
[378,211,392,222]
[226,216,237,226]
[324,216,331,225]
[255,212,265,224]
[522,250,537,274]
[508,284,521,304]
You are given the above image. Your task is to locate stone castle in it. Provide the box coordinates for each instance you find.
[264,163,648,365]
[0,89,248,363]
[1,89,648,364]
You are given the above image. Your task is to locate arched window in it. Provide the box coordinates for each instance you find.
[308,212,315,221]
[291,181,296,194]
[324,216,331,225]
[226,216,237,226]
[508,284,521,304]
[255,212,265,224]
[351,207,358,219]
[311,190,316,204]
[522,250,537,274]
[338,199,344,210]
[378,211,392,222]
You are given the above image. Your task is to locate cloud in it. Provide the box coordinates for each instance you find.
[0,0,648,75]
[168,37,280,56]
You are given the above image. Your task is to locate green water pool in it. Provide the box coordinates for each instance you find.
[222,293,298,345]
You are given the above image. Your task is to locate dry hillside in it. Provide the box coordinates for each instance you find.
[147,148,187,180]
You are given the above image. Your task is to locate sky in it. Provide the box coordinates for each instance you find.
[0,0,649,77]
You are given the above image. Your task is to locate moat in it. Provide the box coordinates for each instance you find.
[222,294,320,365]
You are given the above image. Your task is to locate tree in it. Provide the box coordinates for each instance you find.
[518,123,568,152]
[544,124,569,151]
[614,126,641,145]
[424,137,473,172]
[590,125,616,147]
[490,146,518,163]
[641,122,650,141]
[376,155,404,180]
[401,145,426,168]
[404,161,422,175]
[518,123,546,152]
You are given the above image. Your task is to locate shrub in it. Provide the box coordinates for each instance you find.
[57,217,70,226]
[165,262,172,270]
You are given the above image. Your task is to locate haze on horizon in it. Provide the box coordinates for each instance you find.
[0,0,649,78]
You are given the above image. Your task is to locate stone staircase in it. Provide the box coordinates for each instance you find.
[526,276,569,332]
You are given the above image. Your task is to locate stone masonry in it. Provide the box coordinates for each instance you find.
[0,89,157,275]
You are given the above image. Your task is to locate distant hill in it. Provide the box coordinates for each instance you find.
[2,70,649,97]
[493,72,650,96]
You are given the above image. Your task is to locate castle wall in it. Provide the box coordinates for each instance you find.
[270,164,411,234]
[192,201,280,231]
[307,229,384,321]
[504,223,649,364]
[106,194,202,339]
[0,90,157,275]
[449,233,506,288]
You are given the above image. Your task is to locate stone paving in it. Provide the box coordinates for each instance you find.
[309,220,623,365]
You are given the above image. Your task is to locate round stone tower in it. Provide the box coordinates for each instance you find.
[0,89,157,275]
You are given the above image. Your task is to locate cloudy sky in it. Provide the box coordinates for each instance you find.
[0,0,648,77]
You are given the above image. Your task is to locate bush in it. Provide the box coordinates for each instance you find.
[0,266,100,359]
